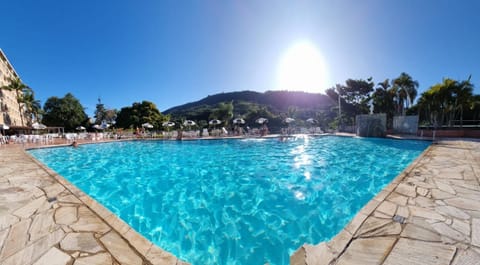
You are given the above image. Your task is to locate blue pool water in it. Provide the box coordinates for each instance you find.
[29,136,429,264]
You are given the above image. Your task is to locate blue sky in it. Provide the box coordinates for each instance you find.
[1,0,479,117]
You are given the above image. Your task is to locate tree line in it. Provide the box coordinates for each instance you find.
[1,72,479,133]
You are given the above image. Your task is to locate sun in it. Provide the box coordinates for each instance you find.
[276,41,329,93]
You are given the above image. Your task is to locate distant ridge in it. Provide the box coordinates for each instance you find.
[164,90,334,115]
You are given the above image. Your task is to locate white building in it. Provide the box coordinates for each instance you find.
[0,49,28,128]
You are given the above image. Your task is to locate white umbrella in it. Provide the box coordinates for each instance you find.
[306,118,317,124]
[162,121,175,127]
[0,124,9,135]
[209,119,222,125]
[32,122,47,130]
[255,117,268,124]
[183,120,196,126]
[142,122,154,129]
[233,118,245,125]
[76,126,86,131]
[92,124,102,130]
[285,118,295,123]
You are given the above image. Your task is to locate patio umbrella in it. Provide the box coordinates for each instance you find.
[0,124,9,135]
[32,122,47,130]
[285,117,295,123]
[76,126,86,131]
[162,121,175,127]
[183,120,196,127]
[92,124,102,130]
[209,119,222,125]
[142,122,154,129]
[233,118,245,125]
[255,117,268,124]
[306,118,317,124]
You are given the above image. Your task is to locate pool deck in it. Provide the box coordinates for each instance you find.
[292,139,480,265]
[0,137,479,264]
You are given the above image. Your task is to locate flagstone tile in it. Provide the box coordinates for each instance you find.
[60,232,104,253]
[400,224,441,242]
[383,238,456,265]
[336,237,396,265]
[32,247,72,265]
[73,252,113,265]
[100,231,143,265]
[0,218,31,261]
[55,206,78,225]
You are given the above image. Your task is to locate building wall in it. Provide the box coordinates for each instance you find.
[0,49,26,127]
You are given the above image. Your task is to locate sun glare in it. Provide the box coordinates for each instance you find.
[276,41,329,93]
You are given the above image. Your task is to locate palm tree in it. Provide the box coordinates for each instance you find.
[392,73,419,115]
[20,90,42,125]
[1,77,31,126]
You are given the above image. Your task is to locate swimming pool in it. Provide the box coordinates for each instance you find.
[29,136,430,264]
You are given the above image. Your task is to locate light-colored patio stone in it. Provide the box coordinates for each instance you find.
[336,237,396,265]
[70,206,110,234]
[435,180,456,194]
[73,252,113,265]
[451,219,470,237]
[386,193,408,206]
[0,228,9,252]
[29,208,57,242]
[0,228,65,265]
[145,245,180,265]
[395,183,416,197]
[400,224,441,242]
[32,247,72,265]
[472,218,480,247]
[452,248,480,265]
[435,205,470,220]
[431,222,467,242]
[43,183,66,198]
[57,194,82,204]
[12,196,48,219]
[445,197,480,211]
[123,228,152,256]
[376,201,397,217]
[60,232,104,253]
[0,214,19,231]
[431,189,456,199]
[100,231,143,265]
[383,238,456,265]
[408,206,445,221]
[0,218,31,260]
[55,206,78,225]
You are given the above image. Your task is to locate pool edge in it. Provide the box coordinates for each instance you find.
[290,141,434,264]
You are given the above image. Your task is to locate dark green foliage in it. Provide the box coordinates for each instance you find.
[42,93,88,131]
[115,101,165,129]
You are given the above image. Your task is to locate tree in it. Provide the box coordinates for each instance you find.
[372,79,395,128]
[209,101,234,126]
[1,77,30,126]
[94,98,117,125]
[116,101,164,129]
[42,93,88,131]
[392,72,419,115]
[416,77,474,127]
[94,98,107,124]
[20,90,42,125]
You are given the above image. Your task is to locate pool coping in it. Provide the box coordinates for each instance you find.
[290,139,433,262]
[23,149,189,265]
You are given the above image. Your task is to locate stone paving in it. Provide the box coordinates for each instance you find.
[292,140,480,265]
[0,145,187,265]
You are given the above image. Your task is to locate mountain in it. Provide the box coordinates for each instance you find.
[164,90,335,117]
